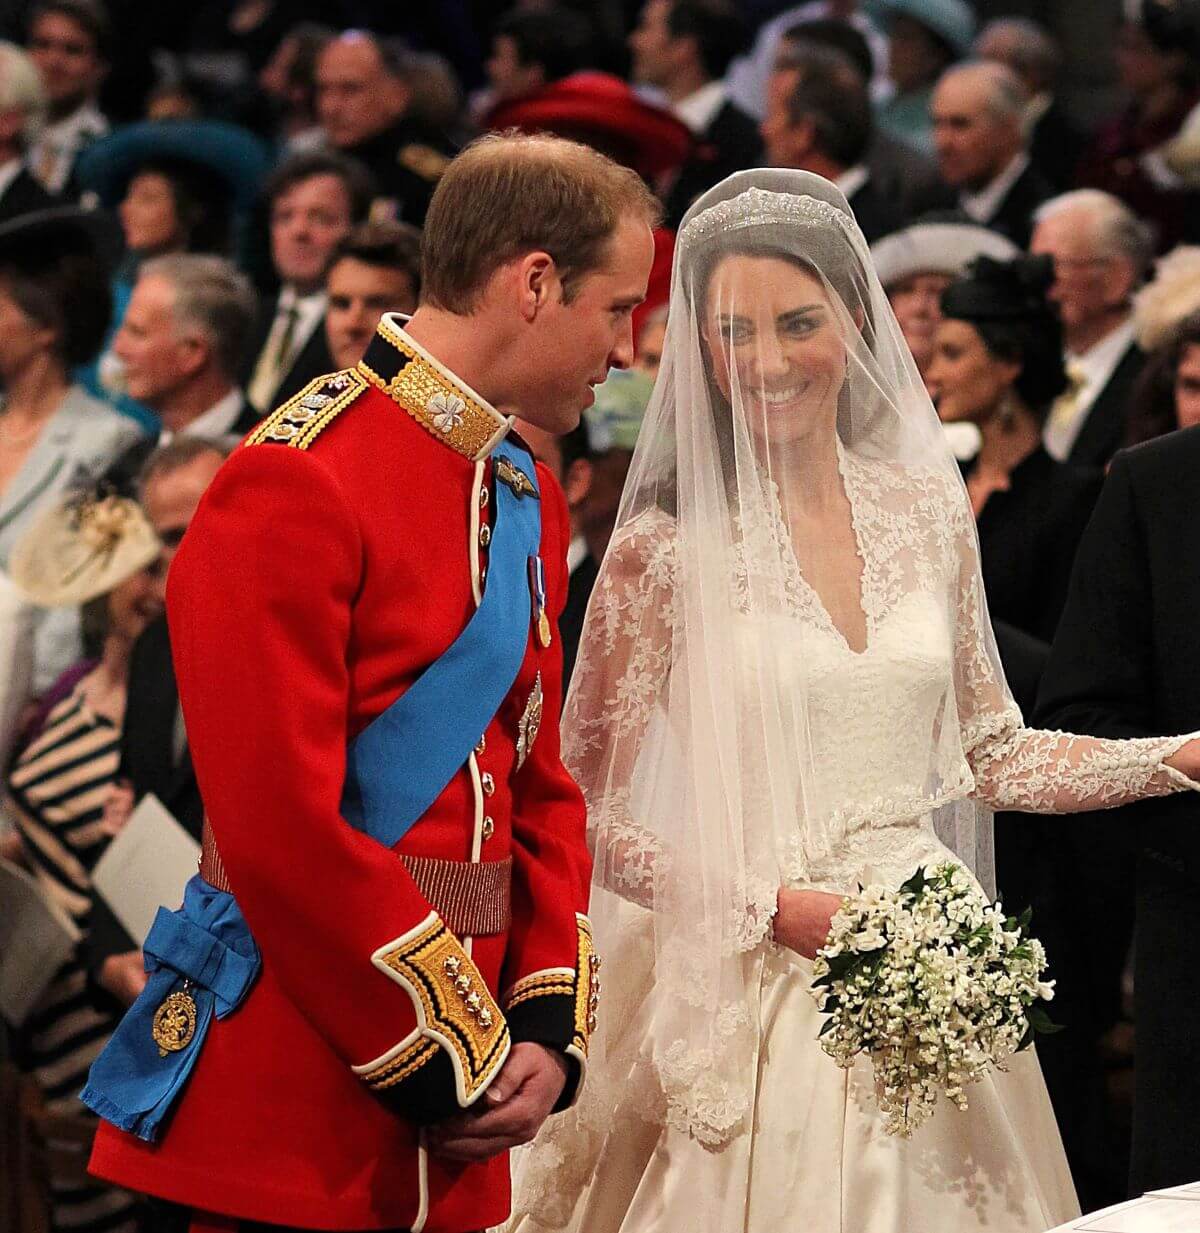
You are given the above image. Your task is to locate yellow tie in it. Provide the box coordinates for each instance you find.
[1045,361,1087,457]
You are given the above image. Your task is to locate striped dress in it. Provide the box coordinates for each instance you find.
[8,682,138,1233]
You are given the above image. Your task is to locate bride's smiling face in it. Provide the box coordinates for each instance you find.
[701,253,849,447]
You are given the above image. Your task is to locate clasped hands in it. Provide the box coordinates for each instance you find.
[426,1041,569,1162]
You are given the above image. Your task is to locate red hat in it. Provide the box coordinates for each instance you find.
[484,72,693,181]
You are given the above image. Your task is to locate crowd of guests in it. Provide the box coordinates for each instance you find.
[2,0,1200,1229]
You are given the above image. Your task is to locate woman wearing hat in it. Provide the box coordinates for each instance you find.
[927,255,1102,646]
[872,215,1018,389]
[3,491,161,1233]
[871,0,976,155]
[0,208,145,695]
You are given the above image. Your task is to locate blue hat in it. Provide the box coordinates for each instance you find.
[868,0,976,55]
[584,369,655,453]
[74,120,271,211]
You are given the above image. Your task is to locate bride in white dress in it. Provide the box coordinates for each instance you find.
[507,169,1200,1233]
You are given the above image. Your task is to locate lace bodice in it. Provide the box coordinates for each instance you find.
[566,448,1198,903]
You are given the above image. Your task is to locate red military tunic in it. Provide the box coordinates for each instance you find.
[90,316,595,1232]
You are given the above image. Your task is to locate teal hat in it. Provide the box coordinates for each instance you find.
[584,369,654,453]
[869,0,976,54]
[74,120,271,211]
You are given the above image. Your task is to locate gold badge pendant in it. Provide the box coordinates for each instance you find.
[152,985,198,1057]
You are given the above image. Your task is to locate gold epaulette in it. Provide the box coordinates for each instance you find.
[245,370,368,451]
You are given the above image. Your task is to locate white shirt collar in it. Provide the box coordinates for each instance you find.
[959,153,1030,225]
[0,159,22,200]
[567,534,590,574]
[164,388,244,445]
[1044,318,1137,460]
[672,80,727,136]
[835,164,870,201]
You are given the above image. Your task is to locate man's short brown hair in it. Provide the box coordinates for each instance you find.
[420,132,661,314]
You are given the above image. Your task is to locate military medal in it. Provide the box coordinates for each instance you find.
[496,456,538,500]
[529,555,551,647]
[152,981,198,1057]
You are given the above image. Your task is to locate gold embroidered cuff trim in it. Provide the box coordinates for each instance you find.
[573,914,600,1057]
[357,317,510,462]
[359,1035,440,1092]
[503,969,575,1012]
[372,913,510,1107]
[246,369,368,450]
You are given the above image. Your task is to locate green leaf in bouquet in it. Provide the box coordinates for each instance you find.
[819,1017,837,1037]
[899,867,928,897]
[824,951,866,981]
[1028,1004,1064,1036]
[1016,906,1033,932]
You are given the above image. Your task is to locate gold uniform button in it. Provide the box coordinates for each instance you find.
[475,733,486,756]
[481,772,495,796]
[479,486,489,509]
[479,524,492,548]
[481,816,495,840]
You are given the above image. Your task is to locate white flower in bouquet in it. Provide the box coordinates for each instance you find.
[809,863,1058,1138]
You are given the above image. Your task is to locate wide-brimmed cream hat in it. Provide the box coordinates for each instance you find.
[10,492,161,608]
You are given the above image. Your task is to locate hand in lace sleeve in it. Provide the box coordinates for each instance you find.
[562,512,678,908]
[950,501,1200,814]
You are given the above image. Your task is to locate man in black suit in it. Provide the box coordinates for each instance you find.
[244,150,374,415]
[760,42,904,243]
[975,17,1086,192]
[104,254,260,494]
[932,60,1054,248]
[1032,190,1152,468]
[1036,426,1200,1198]
[0,40,59,224]
[85,439,227,1007]
[629,0,762,229]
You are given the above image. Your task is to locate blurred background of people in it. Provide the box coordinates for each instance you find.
[0,208,142,695]
[3,489,161,1233]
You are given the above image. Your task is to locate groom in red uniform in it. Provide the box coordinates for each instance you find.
[83,134,659,1233]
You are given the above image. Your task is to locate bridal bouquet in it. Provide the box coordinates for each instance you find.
[810,862,1058,1137]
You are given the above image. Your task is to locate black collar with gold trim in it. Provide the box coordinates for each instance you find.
[357,315,512,462]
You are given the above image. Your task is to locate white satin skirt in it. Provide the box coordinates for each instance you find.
[510,940,1080,1233]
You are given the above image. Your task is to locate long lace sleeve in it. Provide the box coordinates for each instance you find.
[561,512,678,908]
[952,510,1200,814]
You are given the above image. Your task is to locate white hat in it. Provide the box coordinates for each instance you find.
[1133,246,1200,352]
[10,493,161,608]
[871,221,1020,289]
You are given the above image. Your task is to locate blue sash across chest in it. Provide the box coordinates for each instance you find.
[82,439,542,1142]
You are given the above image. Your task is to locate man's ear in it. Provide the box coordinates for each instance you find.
[518,250,559,323]
[564,457,593,510]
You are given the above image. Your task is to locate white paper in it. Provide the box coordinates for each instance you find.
[1048,1196,1200,1233]
[91,794,200,945]
[0,857,81,1026]
[1150,1186,1200,1204]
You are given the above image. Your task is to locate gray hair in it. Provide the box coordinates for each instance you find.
[140,254,258,380]
[138,436,231,496]
[1034,189,1156,280]
[0,42,46,146]
[938,60,1029,126]
[975,18,1061,93]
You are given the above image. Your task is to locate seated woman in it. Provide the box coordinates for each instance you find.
[4,491,161,1233]
[0,209,144,695]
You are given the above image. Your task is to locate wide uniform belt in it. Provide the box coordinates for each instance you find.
[199,819,512,937]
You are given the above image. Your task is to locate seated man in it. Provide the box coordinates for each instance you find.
[323,218,422,370]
